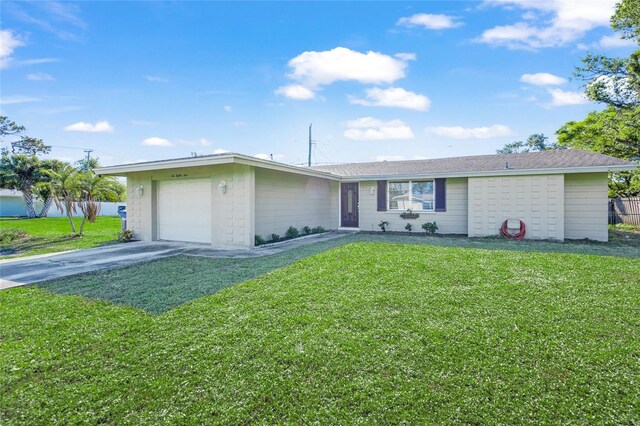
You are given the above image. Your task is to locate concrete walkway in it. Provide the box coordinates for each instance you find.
[0,231,355,289]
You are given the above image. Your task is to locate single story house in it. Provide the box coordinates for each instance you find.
[95,149,636,247]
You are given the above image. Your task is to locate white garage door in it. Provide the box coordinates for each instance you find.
[157,179,212,244]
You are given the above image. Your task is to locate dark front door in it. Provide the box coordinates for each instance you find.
[341,182,359,228]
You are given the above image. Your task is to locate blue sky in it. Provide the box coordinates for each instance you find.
[0,1,636,166]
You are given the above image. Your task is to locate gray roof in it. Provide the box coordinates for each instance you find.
[312,149,636,178]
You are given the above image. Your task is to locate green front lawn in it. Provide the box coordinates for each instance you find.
[2,242,639,424]
[35,231,640,314]
[0,216,122,258]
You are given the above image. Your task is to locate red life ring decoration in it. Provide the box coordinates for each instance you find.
[500,218,526,239]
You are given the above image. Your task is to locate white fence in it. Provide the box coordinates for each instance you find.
[0,190,124,217]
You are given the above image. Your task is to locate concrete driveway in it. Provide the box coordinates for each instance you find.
[0,231,354,289]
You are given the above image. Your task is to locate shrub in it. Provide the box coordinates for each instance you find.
[0,228,27,243]
[405,223,412,232]
[302,226,311,235]
[254,234,266,246]
[421,221,438,234]
[271,233,280,242]
[117,229,134,242]
[378,221,390,232]
[311,226,325,234]
[285,226,299,239]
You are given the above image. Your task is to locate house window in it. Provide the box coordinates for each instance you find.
[388,180,434,211]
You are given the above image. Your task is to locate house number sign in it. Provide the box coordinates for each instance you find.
[171,173,189,178]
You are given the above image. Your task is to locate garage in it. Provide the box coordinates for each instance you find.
[156,178,212,244]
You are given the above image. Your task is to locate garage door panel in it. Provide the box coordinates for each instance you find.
[157,179,212,243]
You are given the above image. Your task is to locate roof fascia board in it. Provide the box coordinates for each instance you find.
[232,156,340,180]
[95,154,340,180]
[345,164,637,181]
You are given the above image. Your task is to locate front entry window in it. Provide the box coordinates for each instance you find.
[347,189,354,213]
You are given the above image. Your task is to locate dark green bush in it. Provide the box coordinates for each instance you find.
[117,229,134,242]
[378,221,389,232]
[405,223,412,232]
[271,233,280,242]
[285,226,299,239]
[422,221,438,234]
[302,226,311,235]
[254,234,266,246]
[311,226,325,234]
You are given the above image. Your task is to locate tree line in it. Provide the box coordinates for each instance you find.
[497,0,639,198]
[0,116,126,235]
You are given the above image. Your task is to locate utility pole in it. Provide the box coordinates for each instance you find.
[308,123,312,167]
[83,149,93,172]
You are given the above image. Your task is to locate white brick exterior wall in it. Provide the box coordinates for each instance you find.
[467,175,565,240]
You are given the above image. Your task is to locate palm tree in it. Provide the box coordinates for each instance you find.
[45,163,79,233]
[33,159,66,217]
[76,171,120,235]
[0,154,41,218]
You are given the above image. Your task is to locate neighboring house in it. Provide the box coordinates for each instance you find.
[95,149,637,248]
[0,189,42,217]
[0,189,123,218]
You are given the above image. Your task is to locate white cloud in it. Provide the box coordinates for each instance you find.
[145,75,169,83]
[288,47,410,87]
[478,0,617,49]
[520,72,566,86]
[213,148,230,154]
[27,72,55,81]
[0,95,42,105]
[232,120,247,127]
[375,155,406,161]
[397,13,463,30]
[598,35,636,49]
[277,47,415,100]
[142,137,172,147]
[426,124,512,139]
[223,105,232,112]
[0,30,25,69]
[344,117,415,141]
[64,121,114,133]
[18,58,60,66]
[8,1,86,41]
[275,84,316,100]
[350,87,431,111]
[394,53,416,61]
[254,153,285,161]
[548,88,589,106]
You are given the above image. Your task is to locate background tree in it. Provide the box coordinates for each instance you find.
[0,154,43,218]
[0,116,52,217]
[496,133,562,154]
[558,107,640,196]
[557,0,639,197]
[76,156,100,172]
[46,163,79,233]
[76,171,122,235]
[33,159,67,217]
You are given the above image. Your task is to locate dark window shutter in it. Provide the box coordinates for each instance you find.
[377,180,387,211]
[435,178,446,212]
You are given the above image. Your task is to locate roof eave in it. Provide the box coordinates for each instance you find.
[340,164,638,181]
[95,154,340,181]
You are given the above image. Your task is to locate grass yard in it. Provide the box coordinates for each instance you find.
[33,231,640,314]
[2,242,639,424]
[0,216,121,259]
